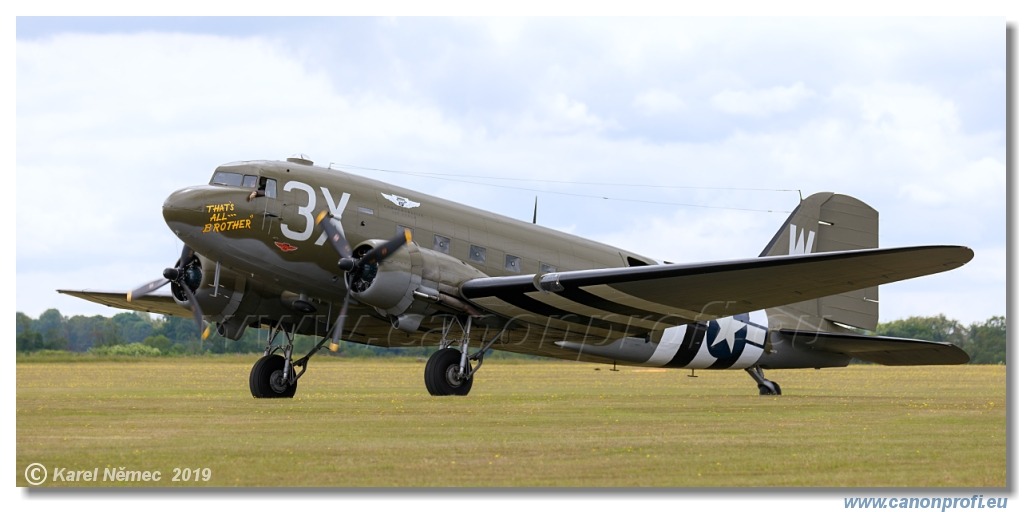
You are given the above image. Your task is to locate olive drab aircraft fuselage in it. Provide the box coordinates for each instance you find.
[61,155,975,398]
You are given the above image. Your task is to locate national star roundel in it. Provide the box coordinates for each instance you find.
[704,313,751,359]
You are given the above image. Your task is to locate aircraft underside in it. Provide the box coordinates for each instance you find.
[241,306,857,398]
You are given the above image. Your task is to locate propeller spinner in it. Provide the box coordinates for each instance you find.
[128,245,208,339]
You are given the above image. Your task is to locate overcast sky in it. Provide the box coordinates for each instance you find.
[15,16,1007,325]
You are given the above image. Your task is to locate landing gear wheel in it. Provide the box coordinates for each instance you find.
[250,354,297,398]
[424,348,474,396]
[758,381,782,396]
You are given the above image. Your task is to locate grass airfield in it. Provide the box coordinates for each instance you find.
[16,356,1006,488]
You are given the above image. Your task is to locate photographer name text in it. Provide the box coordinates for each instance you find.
[46,466,212,484]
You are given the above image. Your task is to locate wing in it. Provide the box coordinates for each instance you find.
[777,329,970,365]
[57,289,190,318]
[460,246,973,341]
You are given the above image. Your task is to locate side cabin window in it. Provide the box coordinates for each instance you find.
[505,255,522,273]
[469,245,487,264]
[433,235,451,255]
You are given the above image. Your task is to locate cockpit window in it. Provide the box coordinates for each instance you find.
[210,171,244,187]
[212,170,277,200]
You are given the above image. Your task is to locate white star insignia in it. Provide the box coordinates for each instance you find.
[711,318,745,353]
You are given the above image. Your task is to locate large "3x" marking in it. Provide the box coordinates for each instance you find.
[279,181,351,245]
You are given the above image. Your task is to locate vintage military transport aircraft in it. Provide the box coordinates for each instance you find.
[60,155,973,398]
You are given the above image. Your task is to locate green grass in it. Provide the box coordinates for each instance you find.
[16,357,1006,488]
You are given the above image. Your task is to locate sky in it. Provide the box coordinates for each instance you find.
[15,16,1007,328]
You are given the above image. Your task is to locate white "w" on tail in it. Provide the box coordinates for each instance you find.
[788,224,816,255]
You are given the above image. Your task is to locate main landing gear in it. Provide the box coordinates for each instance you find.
[745,366,782,396]
[423,316,504,396]
[249,321,335,399]
[249,353,296,398]
[424,348,473,396]
[248,313,504,398]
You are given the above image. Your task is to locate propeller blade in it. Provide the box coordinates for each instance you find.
[177,245,194,269]
[356,229,412,267]
[130,244,205,337]
[127,278,170,302]
[316,210,359,271]
[180,283,206,339]
[328,293,351,352]
[316,210,352,256]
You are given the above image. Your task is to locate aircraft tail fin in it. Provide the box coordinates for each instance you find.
[761,192,879,332]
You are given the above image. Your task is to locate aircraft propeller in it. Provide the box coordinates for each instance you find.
[315,210,412,351]
[127,245,209,339]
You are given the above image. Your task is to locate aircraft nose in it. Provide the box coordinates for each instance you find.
[163,185,239,240]
[162,186,208,230]
[163,185,257,242]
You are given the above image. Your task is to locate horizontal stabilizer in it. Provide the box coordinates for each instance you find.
[780,329,970,365]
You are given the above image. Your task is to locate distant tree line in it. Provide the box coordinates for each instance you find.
[15,309,1006,364]
[875,314,1006,365]
[15,309,433,358]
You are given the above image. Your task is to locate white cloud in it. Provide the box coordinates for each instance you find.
[594,207,786,265]
[711,82,814,117]
[831,82,961,138]
[513,93,616,135]
[633,89,687,116]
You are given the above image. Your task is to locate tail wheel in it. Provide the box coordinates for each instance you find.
[424,348,474,396]
[250,354,297,398]
[758,381,782,396]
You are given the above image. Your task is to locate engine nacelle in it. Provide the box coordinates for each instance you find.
[171,254,234,315]
[348,240,422,317]
[182,255,274,340]
[184,243,490,340]
[348,240,488,332]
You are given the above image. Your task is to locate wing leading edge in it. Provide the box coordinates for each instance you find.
[459,246,973,339]
[57,289,189,318]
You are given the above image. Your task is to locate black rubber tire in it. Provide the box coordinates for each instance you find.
[424,348,474,396]
[758,381,782,396]
[250,354,297,398]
